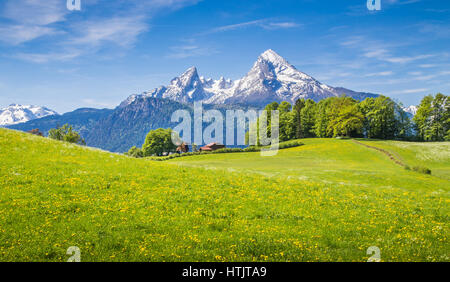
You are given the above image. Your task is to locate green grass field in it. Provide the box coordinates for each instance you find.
[0,128,448,262]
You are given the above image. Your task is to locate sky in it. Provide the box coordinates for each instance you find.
[0,0,449,113]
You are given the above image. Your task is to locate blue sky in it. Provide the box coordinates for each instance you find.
[0,0,449,113]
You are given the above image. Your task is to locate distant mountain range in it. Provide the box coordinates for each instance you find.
[8,49,401,152]
[0,104,57,126]
[85,97,192,152]
[8,108,113,138]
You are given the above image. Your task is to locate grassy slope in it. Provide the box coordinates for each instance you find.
[357,139,450,181]
[0,129,448,262]
[169,138,449,192]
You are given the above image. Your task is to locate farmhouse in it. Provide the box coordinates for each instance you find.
[199,142,225,152]
[176,143,189,154]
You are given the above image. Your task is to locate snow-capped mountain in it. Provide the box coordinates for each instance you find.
[0,104,57,126]
[121,49,378,107]
[403,105,418,116]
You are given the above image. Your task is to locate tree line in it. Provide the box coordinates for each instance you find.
[251,93,449,143]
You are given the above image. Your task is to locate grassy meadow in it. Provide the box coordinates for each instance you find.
[0,128,448,262]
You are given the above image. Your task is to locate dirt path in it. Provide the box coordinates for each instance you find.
[352,140,406,167]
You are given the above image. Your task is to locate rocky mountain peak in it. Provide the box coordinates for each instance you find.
[171,66,200,88]
[122,49,378,107]
[258,49,291,67]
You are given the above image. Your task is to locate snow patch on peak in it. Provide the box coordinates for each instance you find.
[172,66,200,87]
[0,104,58,126]
[215,77,234,89]
[259,49,291,66]
[403,105,418,116]
[181,66,198,78]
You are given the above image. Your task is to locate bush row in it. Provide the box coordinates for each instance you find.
[146,140,304,161]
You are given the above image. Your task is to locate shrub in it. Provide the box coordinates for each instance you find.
[412,166,432,175]
[243,146,260,152]
[126,146,144,158]
[214,148,244,154]
[48,124,85,145]
[277,140,304,149]
[261,139,304,150]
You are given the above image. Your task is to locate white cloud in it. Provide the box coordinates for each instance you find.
[364,71,394,77]
[408,70,450,81]
[340,34,438,66]
[2,0,68,26]
[207,20,266,33]
[391,88,428,94]
[0,0,67,45]
[0,25,61,45]
[340,36,365,46]
[138,0,202,10]
[167,45,217,59]
[69,17,149,48]
[262,22,301,30]
[14,51,82,63]
[202,19,300,35]
[363,49,390,59]
[383,54,434,64]
[413,74,436,81]
[362,48,434,64]
[2,0,201,60]
[385,0,422,5]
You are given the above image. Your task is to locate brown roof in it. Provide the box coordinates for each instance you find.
[206,142,223,146]
[200,142,225,151]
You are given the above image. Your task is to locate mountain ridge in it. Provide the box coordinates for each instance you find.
[8,107,113,138]
[122,49,379,107]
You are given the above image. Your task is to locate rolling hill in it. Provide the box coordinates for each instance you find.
[0,128,448,262]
